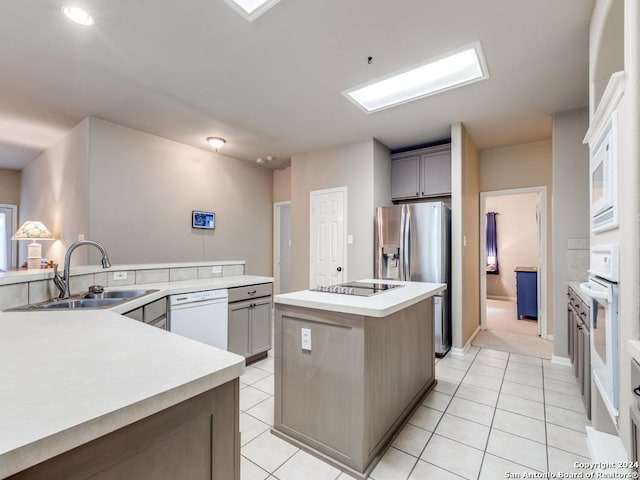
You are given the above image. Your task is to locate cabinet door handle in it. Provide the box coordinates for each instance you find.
[248,290,256,296]
[634,386,640,397]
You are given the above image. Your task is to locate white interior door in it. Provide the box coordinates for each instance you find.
[310,187,346,288]
[0,205,17,271]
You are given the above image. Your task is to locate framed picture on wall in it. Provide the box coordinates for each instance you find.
[192,210,215,229]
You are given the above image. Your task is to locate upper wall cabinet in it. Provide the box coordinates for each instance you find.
[391,144,451,200]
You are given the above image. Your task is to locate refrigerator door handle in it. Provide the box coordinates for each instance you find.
[402,206,411,281]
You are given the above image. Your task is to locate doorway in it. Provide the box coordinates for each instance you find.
[273,201,291,294]
[309,187,347,289]
[0,204,17,271]
[479,187,551,356]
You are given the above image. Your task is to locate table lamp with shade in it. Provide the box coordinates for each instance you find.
[11,221,55,269]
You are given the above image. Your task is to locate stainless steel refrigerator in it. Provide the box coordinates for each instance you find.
[374,202,451,356]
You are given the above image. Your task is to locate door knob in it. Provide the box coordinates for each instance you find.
[337,267,342,272]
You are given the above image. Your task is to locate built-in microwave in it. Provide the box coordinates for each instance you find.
[589,110,618,233]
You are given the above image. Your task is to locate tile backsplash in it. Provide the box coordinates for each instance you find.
[567,237,589,282]
[0,262,246,307]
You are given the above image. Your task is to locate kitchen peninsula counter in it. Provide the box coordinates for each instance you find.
[273,280,444,479]
[0,273,273,479]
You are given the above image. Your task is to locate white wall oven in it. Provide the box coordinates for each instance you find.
[589,110,619,233]
[580,244,619,422]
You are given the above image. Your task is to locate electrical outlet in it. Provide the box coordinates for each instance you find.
[212,266,222,274]
[78,234,85,241]
[113,271,128,281]
[301,328,312,351]
[347,234,353,244]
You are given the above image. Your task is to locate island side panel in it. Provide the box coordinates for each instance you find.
[273,304,367,471]
[9,379,240,480]
[364,297,435,457]
[273,297,436,478]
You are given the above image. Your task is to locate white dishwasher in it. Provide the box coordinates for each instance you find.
[168,289,229,349]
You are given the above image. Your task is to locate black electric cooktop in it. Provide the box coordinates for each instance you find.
[311,282,404,297]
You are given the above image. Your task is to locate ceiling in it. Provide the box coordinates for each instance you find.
[0,0,595,171]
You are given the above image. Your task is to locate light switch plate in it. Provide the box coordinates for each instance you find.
[347,234,353,244]
[212,266,222,274]
[301,328,312,351]
[113,271,128,280]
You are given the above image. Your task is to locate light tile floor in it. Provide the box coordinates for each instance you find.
[239,346,591,480]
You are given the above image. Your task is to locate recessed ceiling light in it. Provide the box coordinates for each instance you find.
[62,6,95,26]
[223,0,282,21]
[206,137,226,151]
[343,43,489,113]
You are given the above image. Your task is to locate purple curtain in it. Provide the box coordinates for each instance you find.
[486,212,499,274]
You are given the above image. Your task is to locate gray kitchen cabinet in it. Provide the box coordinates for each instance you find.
[391,144,451,200]
[9,380,240,480]
[124,306,143,322]
[228,300,251,357]
[227,284,272,363]
[390,155,420,199]
[123,297,167,330]
[250,298,271,353]
[568,286,591,419]
[273,296,435,477]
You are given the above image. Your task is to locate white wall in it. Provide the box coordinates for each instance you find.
[551,107,590,358]
[587,0,640,452]
[88,118,273,275]
[0,169,21,206]
[19,118,91,266]
[451,122,480,349]
[373,139,392,209]
[290,139,389,291]
[273,166,291,203]
[19,117,274,275]
[485,193,538,299]
[479,140,553,334]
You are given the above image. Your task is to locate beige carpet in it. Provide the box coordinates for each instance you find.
[472,299,553,359]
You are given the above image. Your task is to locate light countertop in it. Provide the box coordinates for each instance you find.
[568,280,591,305]
[275,279,446,317]
[0,274,272,478]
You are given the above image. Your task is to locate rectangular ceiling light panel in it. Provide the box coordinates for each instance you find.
[224,0,282,21]
[344,43,489,113]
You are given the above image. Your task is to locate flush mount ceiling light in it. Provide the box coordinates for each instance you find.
[223,0,282,22]
[343,43,489,113]
[206,137,226,151]
[62,6,95,26]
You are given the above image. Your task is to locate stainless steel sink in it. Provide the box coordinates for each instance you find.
[84,289,155,299]
[32,298,125,309]
[7,289,158,311]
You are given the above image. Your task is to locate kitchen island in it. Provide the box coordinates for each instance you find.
[273,280,445,479]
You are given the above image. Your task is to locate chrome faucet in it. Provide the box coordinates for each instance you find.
[53,240,112,299]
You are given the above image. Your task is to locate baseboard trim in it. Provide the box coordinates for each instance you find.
[450,325,481,357]
[585,426,626,474]
[551,355,571,367]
